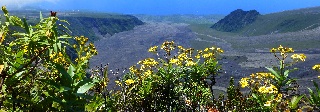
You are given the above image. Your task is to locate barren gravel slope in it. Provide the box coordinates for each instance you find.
[90,22,196,80]
[90,21,320,93]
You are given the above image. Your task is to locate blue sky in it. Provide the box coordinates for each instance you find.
[2,0,320,15]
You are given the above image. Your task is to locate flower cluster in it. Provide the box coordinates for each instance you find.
[271,45,306,65]
[125,79,135,85]
[50,52,67,64]
[148,46,158,53]
[240,73,275,88]
[258,84,278,94]
[202,47,223,61]
[240,72,281,107]
[239,77,249,88]
[137,58,159,70]
[291,54,306,62]
[73,36,98,63]
[313,64,320,78]
[313,64,320,71]
[75,36,88,46]
[270,45,294,55]
[161,41,175,54]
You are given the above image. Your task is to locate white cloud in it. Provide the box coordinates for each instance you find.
[0,0,59,8]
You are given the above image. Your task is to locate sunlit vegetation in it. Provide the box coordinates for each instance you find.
[1,6,320,111]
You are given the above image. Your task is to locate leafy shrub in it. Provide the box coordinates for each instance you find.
[0,6,99,111]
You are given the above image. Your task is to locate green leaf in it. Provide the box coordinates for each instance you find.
[23,18,29,34]
[59,86,72,92]
[67,64,75,78]
[284,69,290,78]
[39,11,43,20]
[53,43,57,52]
[15,71,24,79]
[77,83,95,94]
[285,79,296,85]
[313,80,319,90]
[57,42,61,50]
[290,95,304,109]
[266,67,281,80]
[55,64,72,87]
[58,35,72,39]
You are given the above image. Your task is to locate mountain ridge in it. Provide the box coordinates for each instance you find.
[210,9,260,32]
[210,6,320,36]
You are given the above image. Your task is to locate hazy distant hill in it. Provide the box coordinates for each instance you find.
[135,14,224,24]
[211,9,260,32]
[211,6,320,36]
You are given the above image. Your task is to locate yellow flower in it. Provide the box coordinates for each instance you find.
[291,54,306,62]
[138,58,158,68]
[178,46,184,50]
[266,84,278,94]
[275,93,282,102]
[185,60,196,66]
[313,64,320,70]
[258,86,268,94]
[202,53,213,58]
[49,53,55,59]
[0,33,5,44]
[204,48,209,52]
[129,66,138,73]
[264,100,272,107]
[278,45,284,51]
[169,58,179,64]
[250,73,255,78]
[240,77,249,88]
[161,41,175,52]
[125,79,135,85]
[217,48,224,53]
[250,79,255,84]
[178,53,187,61]
[286,47,294,53]
[0,65,4,73]
[195,54,200,59]
[58,52,63,57]
[148,46,158,53]
[256,72,273,78]
[115,80,121,86]
[299,54,306,61]
[270,48,277,53]
[144,70,152,77]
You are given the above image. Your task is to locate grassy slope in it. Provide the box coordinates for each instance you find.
[238,6,320,36]
[188,6,320,50]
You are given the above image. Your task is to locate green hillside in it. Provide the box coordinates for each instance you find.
[211,6,320,36]
[135,14,224,24]
[1,10,144,41]
[211,9,260,32]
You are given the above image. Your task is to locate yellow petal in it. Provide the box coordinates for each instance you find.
[0,65,4,73]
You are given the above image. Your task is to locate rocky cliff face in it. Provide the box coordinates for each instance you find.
[211,9,260,32]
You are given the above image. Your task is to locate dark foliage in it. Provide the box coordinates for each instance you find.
[211,9,260,32]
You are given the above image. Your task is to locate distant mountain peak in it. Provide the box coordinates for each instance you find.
[211,9,260,32]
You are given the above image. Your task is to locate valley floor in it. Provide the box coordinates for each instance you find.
[90,21,320,94]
